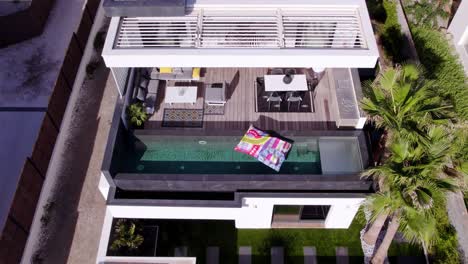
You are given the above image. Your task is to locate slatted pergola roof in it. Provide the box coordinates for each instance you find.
[115,8,366,49]
[102,0,379,68]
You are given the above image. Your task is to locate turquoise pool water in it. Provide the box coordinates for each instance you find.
[119,136,322,174]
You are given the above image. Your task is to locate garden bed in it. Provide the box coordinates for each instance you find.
[105,212,422,264]
[107,219,159,257]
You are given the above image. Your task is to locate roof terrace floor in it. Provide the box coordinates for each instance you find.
[146,68,337,131]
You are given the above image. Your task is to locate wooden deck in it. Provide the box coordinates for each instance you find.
[146,68,337,131]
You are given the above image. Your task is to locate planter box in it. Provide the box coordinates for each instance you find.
[107,219,158,257]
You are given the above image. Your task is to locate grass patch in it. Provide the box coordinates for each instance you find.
[238,211,420,264]
[122,211,422,263]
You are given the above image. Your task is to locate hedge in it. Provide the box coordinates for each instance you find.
[368,0,406,64]
[431,202,460,264]
[380,0,406,63]
[411,26,468,120]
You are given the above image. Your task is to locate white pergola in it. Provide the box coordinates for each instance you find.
[102,0,379,68]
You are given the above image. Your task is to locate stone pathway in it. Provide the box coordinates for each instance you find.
[336,247,349,264]
[207,246,220,264]
[180,244,360,264]
[303,246,317,264]
[271,247,284,264]
[239,246,251,264]
[446,191,468,263]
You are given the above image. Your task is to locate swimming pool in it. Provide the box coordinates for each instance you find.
[118,135,321,174]
[115,135,363,175]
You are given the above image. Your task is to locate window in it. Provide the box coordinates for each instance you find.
[273,205,331,221]
[300,205,331,220]
[273,205,302,216]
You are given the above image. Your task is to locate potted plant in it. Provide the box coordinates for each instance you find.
[127,102,148,128]
[109,219,144,255]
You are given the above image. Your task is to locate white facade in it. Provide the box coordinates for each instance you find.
[96,175,364,263]
[98,172,363,230]
[448,0,468,74]
[102,0,379,68]
[107,197,363,229]
[96,0,374,261]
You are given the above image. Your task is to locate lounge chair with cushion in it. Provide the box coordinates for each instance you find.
[150,67,197,80]
[205,82,227,106]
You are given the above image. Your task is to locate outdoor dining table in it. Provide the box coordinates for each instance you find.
[264,74,308,92]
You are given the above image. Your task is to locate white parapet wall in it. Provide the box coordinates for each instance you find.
[105,196,364,229]
[328,68,367,129]
[99,172,111,199]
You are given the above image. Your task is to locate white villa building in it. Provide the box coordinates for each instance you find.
[97,0,379,262]
[449,0,468,74]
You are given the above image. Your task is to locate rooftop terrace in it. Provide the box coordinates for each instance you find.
[101,66,371,197]
[146,68,339,131]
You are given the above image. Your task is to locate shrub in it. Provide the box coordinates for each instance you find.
[110,219,144,253]
[369,0,405,64]
[381,0,405,63]
[367,0,387,23]
[86,60,101,78]
[430,202,460,264]
[411,26,468,120]
[402,0,450,29]
[93,31,107,52]
[127,102,148,128]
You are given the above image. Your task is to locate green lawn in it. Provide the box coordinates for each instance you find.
[237,211,420,264]
[113,210,422,264]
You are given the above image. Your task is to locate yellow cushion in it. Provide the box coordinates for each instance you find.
[192,67,201,79]
[159,67,172,73]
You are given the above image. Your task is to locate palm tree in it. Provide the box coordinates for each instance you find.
[366,190,439,264]
[361,130,461,263]
[361,64,451,143]
[403,0,450,29]
[110,219,144,254]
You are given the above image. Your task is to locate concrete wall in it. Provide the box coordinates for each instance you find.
[106,196,364,229]
[448,0,468,73]
[0,160,43,264]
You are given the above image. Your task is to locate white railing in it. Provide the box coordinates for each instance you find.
[115,7,367,49]
[117,17,198,48]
